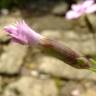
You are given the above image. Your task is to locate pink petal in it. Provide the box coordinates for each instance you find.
[16,21,43,43]
[65,10,81,19]
[4,20,44,45]
[86,4,96,13]
[4,25,17,34]
[82,0,94,8]
[72,0,94,11]
[72,4,82,11]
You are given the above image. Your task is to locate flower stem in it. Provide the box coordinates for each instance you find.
[39,38,91,69]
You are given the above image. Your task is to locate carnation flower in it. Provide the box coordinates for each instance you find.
[4,20,43,45]
[65,0,96,19]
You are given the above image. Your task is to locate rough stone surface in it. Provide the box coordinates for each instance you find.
[0,16,22,44]
[0,43,27,74]
[60,81,96,96]
[3,76,58,96]
[52,3,68,16]
[81,89,96,96]
[0,77,3,95]
[41,30,96,55]
[38,55,96,81]
[60,81,85,96]
[86,14,96,31]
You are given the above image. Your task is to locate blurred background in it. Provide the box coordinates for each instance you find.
[0,0,96,96]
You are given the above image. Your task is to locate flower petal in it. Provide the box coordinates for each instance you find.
[4,25,17,34]
[65,10,81,19]
[82,0,94,8]
[72,4,82,11]
[4,20,44,45]
[86,4,96,13]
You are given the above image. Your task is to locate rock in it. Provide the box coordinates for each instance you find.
[41,30,62,40]
[60,81,84,96]
[0,43,27,74]
[32,16,73,31]
[0,15,22,44]
[52,3,68,16]
[86,14,96,32]
[81,81,96,96]
[60,81,96,96]
[41,30,96,55]
[81,89,96,96]
[0,26,10,44]
[38,55,96,81]
[0,77,3,94]
[0,36,10,44]
[1,9,9,16]
[3,76,58,96]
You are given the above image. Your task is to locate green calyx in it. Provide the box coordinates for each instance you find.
[89,59,96,72]
[76,57,86,65]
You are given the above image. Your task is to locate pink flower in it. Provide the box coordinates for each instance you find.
[4,21,43,45]
[65,0,96,19]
